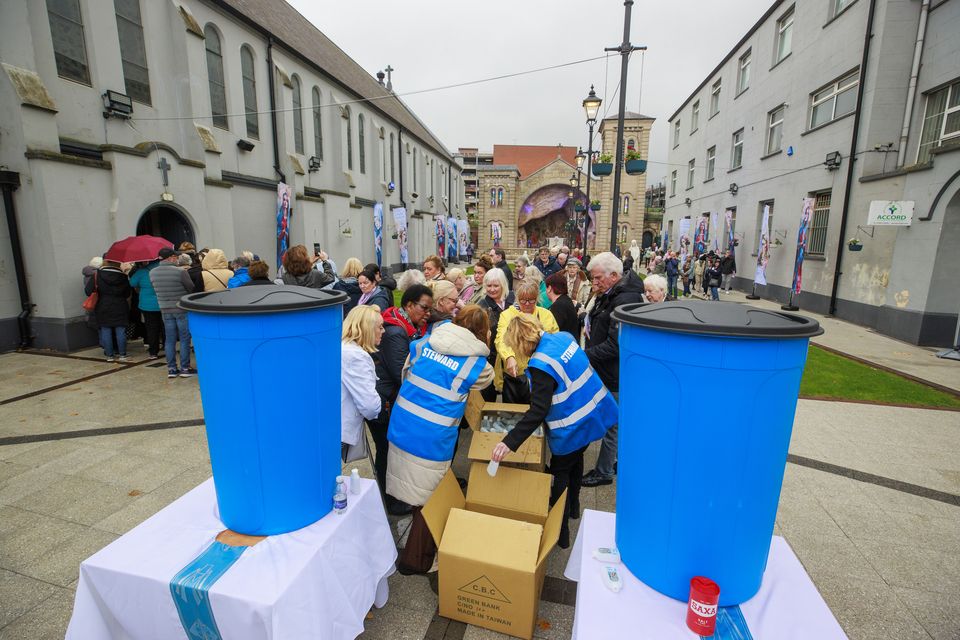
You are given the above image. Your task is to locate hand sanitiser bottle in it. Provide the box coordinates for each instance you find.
[333,477,347,515]
[350,468,361,495]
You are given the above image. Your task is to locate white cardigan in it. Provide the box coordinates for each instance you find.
[340,342,381,446]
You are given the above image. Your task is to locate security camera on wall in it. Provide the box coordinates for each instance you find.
[411,191,420,199]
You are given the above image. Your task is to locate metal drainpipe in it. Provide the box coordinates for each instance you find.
[829,0,877,316]
[398,128,407,268]
[897,0,930,168]
[266,38,286,183]
[0,170,34,349]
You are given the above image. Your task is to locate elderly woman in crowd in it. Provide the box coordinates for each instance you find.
[357,268,391,310]
[468,256,493,305]
[427,279,460,325]
[388,304,493,574]
[446,268,476,309]
[514,255,530,285]
[565,257,592,312]
[477,267,514,401]
[201,249,234,291]
[340,305,383,461]
[491,314,616,548]
[643,273,669,303]
[422,255,445,281]
[397,268,426,292]
[523,263,550,309]
[334,257,365,313]
[495,281,558,402]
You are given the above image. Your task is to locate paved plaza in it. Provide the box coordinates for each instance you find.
[0,299,958,640]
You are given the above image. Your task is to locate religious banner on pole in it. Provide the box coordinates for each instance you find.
[754,204,771,286]
[710,211,721,252]
[373,202,384,267]
[791,197,815,295]
[458,219,469,258]
[393,207,409,265]
[725,209,735,253]
[677,218,691,253]
[491,221,502,247]
[434,216,446,257]
[661,229,669,252]
[693,215,709,257]
[276,182,292,270]
[446,217,458,261]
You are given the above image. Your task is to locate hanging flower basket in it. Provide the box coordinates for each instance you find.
[625,159,647,175]
[848,241,863,251]
[574,203,585,213]
[592,163,613,177]
[590,201,601,212]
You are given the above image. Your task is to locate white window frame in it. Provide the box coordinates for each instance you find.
[808,191,831,256]
[916,80,960,164]
[673,120,681,148]
[691,101,700,133]
[706,146,716,181]
[766,105,785,155]
[737,50,752,95]
[808,70,859,129]
[710,79,721,117]
[731,129,744,169]
[670,170,677,197]
[775,6,794,64]
[687,159,695,189]
[830,0,854,20]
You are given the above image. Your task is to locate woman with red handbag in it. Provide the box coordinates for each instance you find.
[85,259,131,362]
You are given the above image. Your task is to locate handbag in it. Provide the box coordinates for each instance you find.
[708,276,721,287]
[82,272,99,312]
[342,430,369,463]
[501,372,531,404]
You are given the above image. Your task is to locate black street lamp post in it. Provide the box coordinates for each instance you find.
[582,86,601,252]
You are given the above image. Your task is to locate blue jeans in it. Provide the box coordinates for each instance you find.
[162,311,191,371]
[710,286,720,301]
[666,274,678,298]
[99,326,126,358]
[594,392,619,478]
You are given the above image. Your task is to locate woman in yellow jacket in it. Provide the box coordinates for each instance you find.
[495,281,558,399]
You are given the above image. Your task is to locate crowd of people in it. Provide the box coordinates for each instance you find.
[640,244,737,300]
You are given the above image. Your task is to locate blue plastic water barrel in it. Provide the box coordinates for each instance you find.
[613,300,822,606]
[180,285,347,535]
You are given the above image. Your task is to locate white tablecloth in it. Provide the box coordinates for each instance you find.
[67,478,397,640]
[564,510,847,639]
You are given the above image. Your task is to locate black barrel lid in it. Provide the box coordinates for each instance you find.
[612,300,823,338]
[179,285,347,314]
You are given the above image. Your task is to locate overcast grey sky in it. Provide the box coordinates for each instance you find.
[289,0,772,183]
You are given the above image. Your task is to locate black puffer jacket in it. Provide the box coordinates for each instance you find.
[585,269,645,392]
[86,266,131,327]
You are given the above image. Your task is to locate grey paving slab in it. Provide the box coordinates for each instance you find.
[384,573,438,613]
[358,602,436,639]
[0,586,76,640]
[19,527,117,588]
[75,451,192,493]
[0,467,62,506]
[0,569,62,628]
[894,586,960,640]
[12,474,135,526]
[851,538,960,595]
[0,461,30,485]
[787,531,886,584]
[0,353,111,402]
[814,573,933,640]
[0,508,89,571]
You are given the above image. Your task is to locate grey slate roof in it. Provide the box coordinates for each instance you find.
[214,0,454,162]
[603,111,656,121]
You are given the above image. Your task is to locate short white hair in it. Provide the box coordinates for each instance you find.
[644,274,668,297]
[483,267,509,301]
[588,252,623,276]
[524,266,543,285]
[445,267,465,283]
[515,256,530,267]
[397,268,426,291]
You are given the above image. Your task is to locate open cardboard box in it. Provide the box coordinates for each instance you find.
[463,392,546,472]
[422,464,565,640]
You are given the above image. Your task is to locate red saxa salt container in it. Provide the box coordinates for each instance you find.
[686,576,720,636]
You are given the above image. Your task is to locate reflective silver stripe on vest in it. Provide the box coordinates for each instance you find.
[546,386,609,430]
[451,356,480,394]
[395,395,461,428]
[530,352,572,388]
[552,367,592,404]
[406,372,468,402]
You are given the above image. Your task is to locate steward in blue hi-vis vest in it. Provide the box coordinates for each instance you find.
[388,330,488,462]
[526,331,617,456]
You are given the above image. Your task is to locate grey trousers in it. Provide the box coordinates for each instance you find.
[594,391,619,478]
[721,273,734,291]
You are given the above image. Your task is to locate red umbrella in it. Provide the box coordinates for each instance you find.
[103,235,174,263]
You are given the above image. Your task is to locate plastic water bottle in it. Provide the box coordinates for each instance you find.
[350,468,361,495]
[333,477,347,515]
[487,460,500,477]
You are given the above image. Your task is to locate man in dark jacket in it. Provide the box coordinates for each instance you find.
[534,246,561,278]
[149,248,197,378]
[489,248,513,291]
[581,252,646,487]
[664,251,680,298]
[720,250,737,293]
[370,284,433,514]
[544,272,580,342]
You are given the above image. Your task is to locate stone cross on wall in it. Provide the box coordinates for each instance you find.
[157,157,171,187]
[385,65,394,92]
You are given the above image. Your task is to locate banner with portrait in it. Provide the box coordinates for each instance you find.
[725,209,735,254]
[373,202,384,267]
[446,217,458,261]
[276,182,292,270]
[711,211,720,252]
[677,217,691,253]
[393,207,409,265]
[754,204,771,286]
[791,198,815,295]
[458,219,470,258]
[435,216,446,257]
[491,221,502,248]
[694,215,709,257]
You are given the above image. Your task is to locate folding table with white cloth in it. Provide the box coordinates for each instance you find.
[66,477,396,640]
[564,510,848,639]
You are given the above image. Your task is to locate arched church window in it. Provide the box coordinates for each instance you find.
[241,46,258,138]
[358,113,366,174]
[623,195,630,215]
[291,75,303,154]
[490,188,496,207]
[204,25,228,129]
[497,187,504,207]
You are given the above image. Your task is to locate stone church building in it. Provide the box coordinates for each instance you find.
[475,112,656,257]
[0,0,463,351]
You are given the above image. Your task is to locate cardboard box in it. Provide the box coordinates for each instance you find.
[423,466,565,639]
[463,392,546,472]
